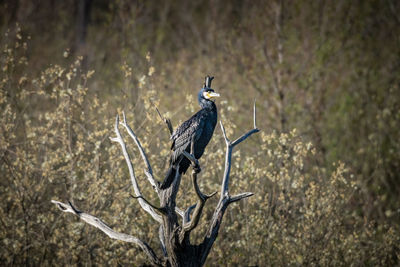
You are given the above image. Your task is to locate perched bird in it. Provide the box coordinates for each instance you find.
[160,76,220,189]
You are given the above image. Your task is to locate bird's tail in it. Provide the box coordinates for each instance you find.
[160,165,177,189]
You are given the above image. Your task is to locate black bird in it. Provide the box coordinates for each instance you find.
[160,76,220,189]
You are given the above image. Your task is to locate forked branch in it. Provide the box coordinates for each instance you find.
[179,151,217,243]
[220,100,259,195]
[110,115,163,223]
[200,101,259,265]
[50,200,162,266]
[121,111,160,194]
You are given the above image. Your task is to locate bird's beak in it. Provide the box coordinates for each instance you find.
[208,92,220,98]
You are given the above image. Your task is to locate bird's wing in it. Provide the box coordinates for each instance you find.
[170,111,205,159]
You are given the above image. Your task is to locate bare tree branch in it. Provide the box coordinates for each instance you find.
[121,111,160,194]
[183,204,197,225]
[159,225,167,257]
[233,101,259,147]
[231,128,260,147]
[155,105,173,135]
[219,120,229,143]
[130,194,166,214]
[220,103,259,195]
[179,166,216,243]
[110,115,163,223]
[229,192,254,203]
[220,124,232,196]
[200,103,260,265]
[175,207,185,218]
[51,200,162,266]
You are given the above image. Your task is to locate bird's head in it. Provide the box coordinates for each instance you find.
[198,76,220,107]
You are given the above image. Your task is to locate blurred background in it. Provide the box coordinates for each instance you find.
[1,0,399,265]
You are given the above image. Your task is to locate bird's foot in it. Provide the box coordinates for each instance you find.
[193,160,201,173]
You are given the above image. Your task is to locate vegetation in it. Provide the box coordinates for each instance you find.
[1,0,399,265]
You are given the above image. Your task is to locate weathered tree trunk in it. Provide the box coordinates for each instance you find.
[52,94,259,266]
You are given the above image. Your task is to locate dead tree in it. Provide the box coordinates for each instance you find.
[52,101,259,266]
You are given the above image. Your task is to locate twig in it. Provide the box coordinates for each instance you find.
[154,105,173,135]
[229,192,254,203]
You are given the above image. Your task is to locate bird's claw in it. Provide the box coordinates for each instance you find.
[193,161,201,173]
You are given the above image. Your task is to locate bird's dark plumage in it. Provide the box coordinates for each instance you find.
[161,76,219,189]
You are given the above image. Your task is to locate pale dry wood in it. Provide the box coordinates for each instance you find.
[110,114,162,223]
[51,200,162,266]
[159,225,167,257]
[200,102,259,265]
[120,111,160,194]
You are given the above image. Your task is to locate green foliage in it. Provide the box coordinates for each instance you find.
[1,1,400,265]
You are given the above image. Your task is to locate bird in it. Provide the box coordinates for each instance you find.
[160,76,220,189]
